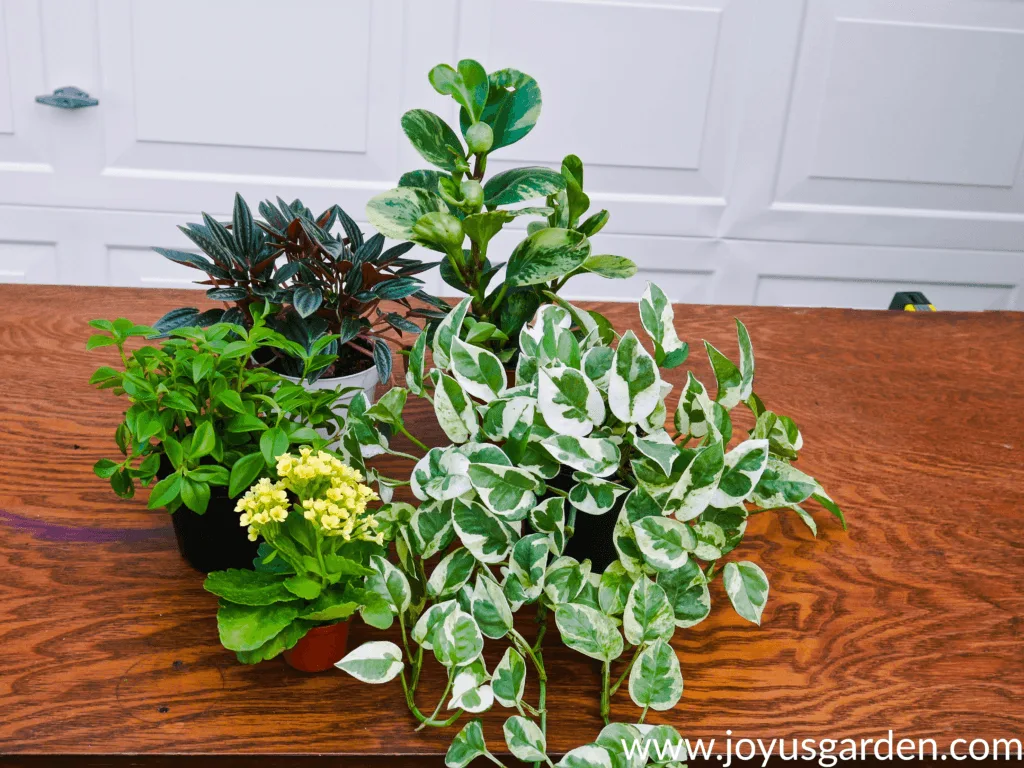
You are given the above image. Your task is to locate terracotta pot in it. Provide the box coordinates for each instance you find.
[283,621,351,672]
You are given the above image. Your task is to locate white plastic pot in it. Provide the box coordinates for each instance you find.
[281,363,379,408]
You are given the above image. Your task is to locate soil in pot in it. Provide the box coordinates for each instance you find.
[549,469,623,574]
[283,621,350,672]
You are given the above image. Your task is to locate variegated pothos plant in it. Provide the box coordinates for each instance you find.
[335,283,846,768]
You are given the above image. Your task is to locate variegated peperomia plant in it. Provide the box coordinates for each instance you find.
[335,284,846,768]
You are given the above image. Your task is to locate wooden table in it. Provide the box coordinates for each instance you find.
[1,286,1022,766]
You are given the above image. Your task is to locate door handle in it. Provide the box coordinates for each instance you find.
[35,86,99,109]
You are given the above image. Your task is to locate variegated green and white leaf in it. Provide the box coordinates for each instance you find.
[544,555,589,605]
[751,457,818,510]
[336,640,404,683]
[471,574,513,639]
[630,454,687,508]
[412,599,458,650]
[724,561,769,625]
[705,340,744,410]
[468,463,540,520]
[427,547,477,599]
[583,346,615,391]
[504,716,547,762]
[481,396,535,441]
[598,561,636,617]
[691,520,727,561]
[366,186,445,241]
[632,429,679,476]
[506,227,591,288]
[554,603,624,662]
[432,297,471,370]
[569,472,628,516]
[557,744,614,768]
[410,499,456,557]
[713,439,769,506]
[456,441,513,466]
[628,639,683,711]
[736,318,754,402]
[445,719,487,768]
[541,434,620,478]
[609,331,661,424]
[664,440,725,522]
[673,372,714,440]
[538,364,605,437]
[435,608,484,667]
[631,516,695,572]
[701,505,749,555]
[659,558,711,628]
[613,506,646,576]
[507,532,550,603]
[520,304,571,356]
[405,330,428,396]
[596,724,646,768]
[450,337,507,403]
[448,661,494,714]
[491,647,527,708]
[637,380,673,434]
[623,575,675,645]
[411,448,472,501]
[639,282,688,368]
[453,498,513,564]
[367,555,412,615]
[529,497,566,555]
[431,370,478,444]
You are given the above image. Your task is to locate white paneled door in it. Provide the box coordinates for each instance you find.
[0,0,1021,309]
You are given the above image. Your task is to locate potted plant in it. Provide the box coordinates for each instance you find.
[366,59,638,367]
[88,307,353,572]
[151,194,448,405]
[333,284,847,766]
[203,448,395,671]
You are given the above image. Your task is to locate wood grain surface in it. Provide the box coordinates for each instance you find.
[1,285,1022,765]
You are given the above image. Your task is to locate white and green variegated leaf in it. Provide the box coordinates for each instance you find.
[736,318,754,402]
[520,304,571,356]
[596,724,646,768]
[506,227,591,287]
[574,572,602,611]
[724,561,769,625]
[554,603,624,662]
[491,647,527,708]
[430,370,478,444]
[546,294,612,349]
[445,719,488,768]
[453,498,513,564]
[639,726,688,767]
[637,380,673,434]
[432,297,472,370]
[410,500,456,557]
[813,487,847,530]
[632,429,679,475]
[691,520,727,561]
[411,448,472,501]
[628,639,683,711]
[366,186,445,241]
[507,532,550,603]
[701,505,749,555]
[673,372,714,440]
[659,558,711,628]
[405,330,428,396]
[623,575,675,645]
[450,337,507,403]
[664,440,725,522]
[557,744,614,768]
[427,547,477,599]
[529,496,566,555]
[598,561,636,617]
[336,640,404,683]
[639,282,688,369]
[704,340,744,410]
[613,506,646,576]
[519,441,561,480]
[538,364,605,437]
[504,715,547,762]
[435,608,484,667]
[631,516,695,572]
[412,599,458,650]
[569,472,628,515]
[468,463,540,520]
[401,108,467,171]
[609,331,661,424]
[456,441,513,466]
[471,574,513,639]
[583,346,615,391]
[448,661,494,714]
[541,435,620,478]
[751,457,818,510]
[367,555,412,615]
[544,555,589,605]
[515,353,539,387]
[713,439,769,506]
[481,396,535,441]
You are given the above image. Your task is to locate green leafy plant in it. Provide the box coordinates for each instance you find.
[335,284,846,767]
[88,308,353,513]
[152,194,447,383]
[203,449,393,663]
[367,59,637,362]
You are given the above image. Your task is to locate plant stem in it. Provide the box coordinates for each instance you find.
[600,660,611,726]
[545,486,568,498]
[610,645,643,697]
[415,672,455,732]
[400,669,461,728]
[488,283,509,316]
[638,704,650,725]
[397,423,429,452]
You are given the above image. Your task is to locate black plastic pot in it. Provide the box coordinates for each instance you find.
[550,469,623,574]
[159,458,260,573]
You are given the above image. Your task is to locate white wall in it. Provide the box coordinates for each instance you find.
[1,0,1022,310]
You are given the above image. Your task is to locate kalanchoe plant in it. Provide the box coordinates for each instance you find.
[335,285,846,767]
[153,194,447,383]
[88,307,351,513]
[203,449,392,663]
[367,59,637,362]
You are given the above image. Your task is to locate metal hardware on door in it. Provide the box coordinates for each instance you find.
[35,86,99,109]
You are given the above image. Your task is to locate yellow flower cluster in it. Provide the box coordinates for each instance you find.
[236,448,381,544]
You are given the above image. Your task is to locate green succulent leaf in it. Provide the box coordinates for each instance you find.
[430,60,489,124]
[582,254,637,280]
[401,109,467,172]
[216,601,301,652]
[203,569,292,606]
[484,166,567,206]
[506,228,591,287]
[366,186,445,241]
